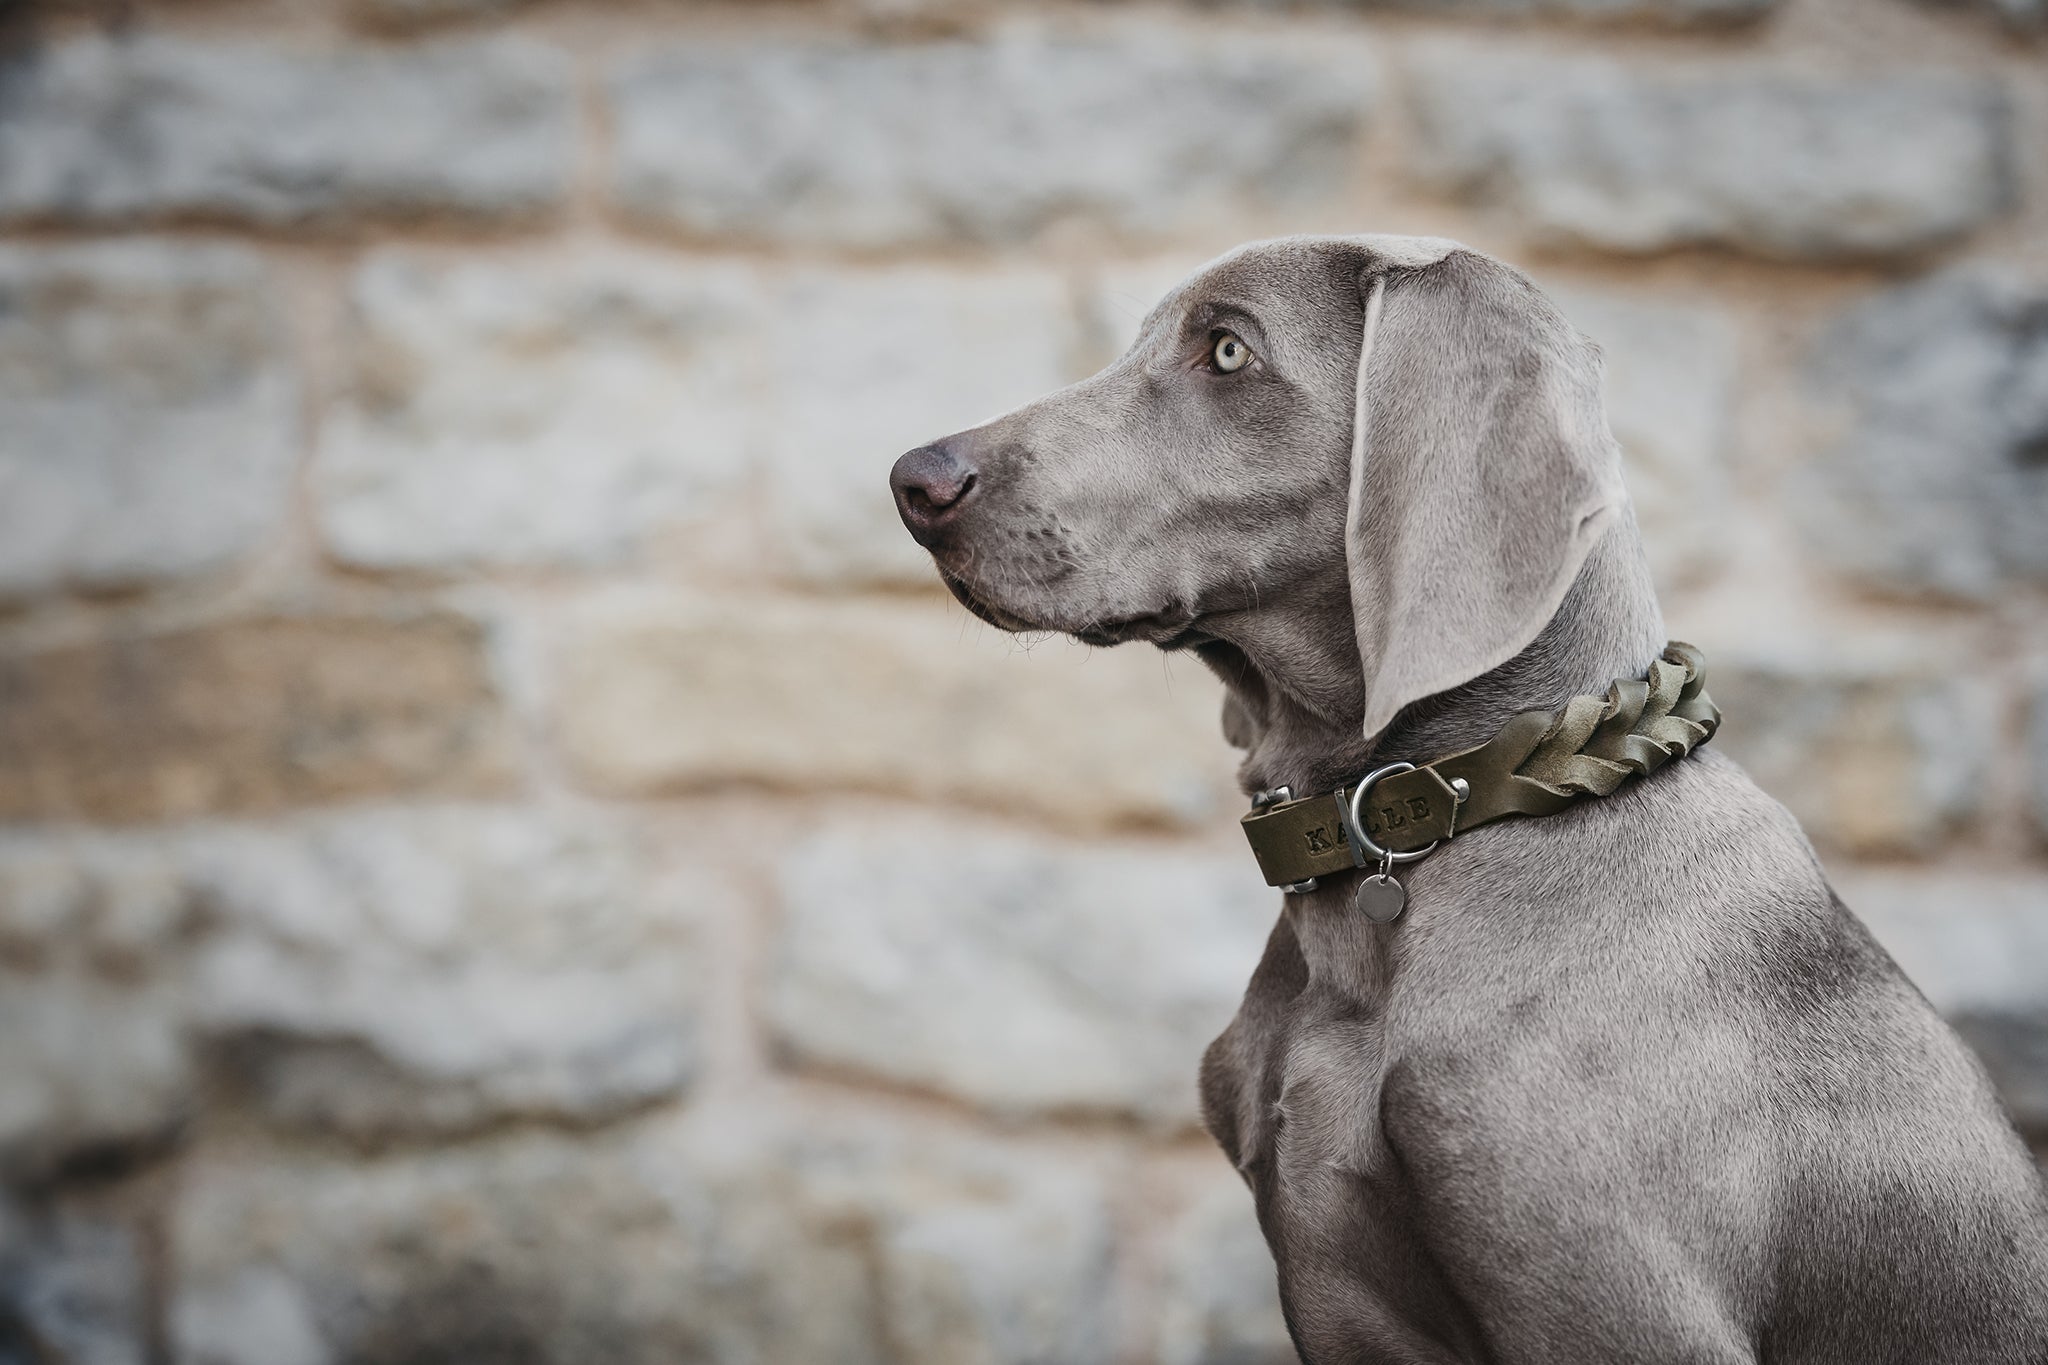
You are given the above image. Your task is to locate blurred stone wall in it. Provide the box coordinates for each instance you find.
[0,0,2043,1361]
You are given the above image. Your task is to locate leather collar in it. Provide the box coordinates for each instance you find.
[1240,642,1721,892]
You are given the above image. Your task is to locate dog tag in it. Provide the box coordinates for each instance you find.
[1353,874,1406,923]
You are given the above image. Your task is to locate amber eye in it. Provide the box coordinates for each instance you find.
[1211,332,1251,373]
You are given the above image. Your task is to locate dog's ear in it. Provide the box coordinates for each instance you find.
[1344,246,1624,742]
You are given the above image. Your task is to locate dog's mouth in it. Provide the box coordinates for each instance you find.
[939,569,1210,651]
[938,568,1044,634]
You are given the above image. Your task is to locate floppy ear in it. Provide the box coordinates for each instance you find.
[1345,246,1625,742]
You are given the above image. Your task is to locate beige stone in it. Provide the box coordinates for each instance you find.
[556,593,1240,830]
[0,615,518,822]
[1551,289,1739,594]
[767,814,1271,1124]
[1707,648,1996,857]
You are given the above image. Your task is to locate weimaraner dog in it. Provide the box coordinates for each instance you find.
[889,235,2048,1363]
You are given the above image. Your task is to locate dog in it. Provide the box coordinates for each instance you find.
[889,235,2048,1363]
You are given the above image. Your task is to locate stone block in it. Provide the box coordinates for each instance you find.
[0,36,572,228]
[0,615,518,823]
[1553,290,1739,592]
[0,836,194,1178]
[181,808,701,1140]
[170,1112,1116,1365]
[1156,1169,1293,1365]
[1407,48,2011,261]
[610,31,1373,247]
[1913,0,2046,31]
[1837,871,2048,1135]
[761,266,1083,587]
[0,807,698,1156]
[172,1266,328,1365]
[0,243,297,600]
[555,593,1240,830]
[316,252,757,572]
[1706,647,1997,857]
[1796,270,2048,601]
[767,815,1271,1124]
[0,1205,149,1365]
[0,972,189,1181]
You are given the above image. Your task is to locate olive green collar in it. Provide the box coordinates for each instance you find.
[1240,642,1721,901]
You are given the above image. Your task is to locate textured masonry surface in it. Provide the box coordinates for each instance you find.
[0,0,2043,1362]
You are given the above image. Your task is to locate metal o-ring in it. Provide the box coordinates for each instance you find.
[1344,762,1439,866]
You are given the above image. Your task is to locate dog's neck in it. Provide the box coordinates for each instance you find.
[1199,519,1668,802]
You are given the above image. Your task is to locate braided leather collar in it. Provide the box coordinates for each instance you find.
[1240,642,1721,891]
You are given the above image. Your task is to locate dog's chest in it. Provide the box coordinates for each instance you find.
[1199,917,1486,1362]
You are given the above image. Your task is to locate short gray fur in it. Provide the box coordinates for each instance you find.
[894,235,2048,1363]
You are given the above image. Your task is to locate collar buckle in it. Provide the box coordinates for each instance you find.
[1341,763,1442,868]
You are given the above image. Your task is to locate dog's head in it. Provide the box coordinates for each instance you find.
[889,235,1625,741]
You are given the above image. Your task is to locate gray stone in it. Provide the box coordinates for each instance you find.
[0,972,190,1180]
[316,252,757,572]
[0,1205,149,1365]
[0,243,297,600]
[1836,871,2048,1136]
[0,838,194,1178]
[1706,645,1998,858]
[761,267,1083,587]
[180,807,703,1140]
[610,31,1373,248]
[1915,0,2046,30]
[0,35,572,228]
[0,808,700,1154]
[1407,48,2011,261]
[1156,1170,1293,1365]
[1796,270,2048,601]
[767,816,1271,1125]
[173,1266,329,1365]
[171,1111,1116,1365]
[319,255,1088,581]
[1553,290,1739,592]
[555,593,1239,831]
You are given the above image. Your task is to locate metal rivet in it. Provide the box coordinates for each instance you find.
[1450,778,1471,802]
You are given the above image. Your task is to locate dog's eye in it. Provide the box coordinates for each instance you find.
[1211,332,1252,373]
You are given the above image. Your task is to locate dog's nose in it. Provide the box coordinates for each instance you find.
[891,442,979,541]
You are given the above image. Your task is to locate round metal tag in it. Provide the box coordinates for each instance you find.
[1353,874,1407,924]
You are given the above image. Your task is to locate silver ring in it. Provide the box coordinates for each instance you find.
[1343,763,1439,866]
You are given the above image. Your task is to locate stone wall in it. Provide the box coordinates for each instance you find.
[0,0,2043,1360]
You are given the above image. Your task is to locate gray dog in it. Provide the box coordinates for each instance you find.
[890,235,2048,1363]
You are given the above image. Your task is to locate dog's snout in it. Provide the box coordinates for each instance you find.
[891,442,980,542]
